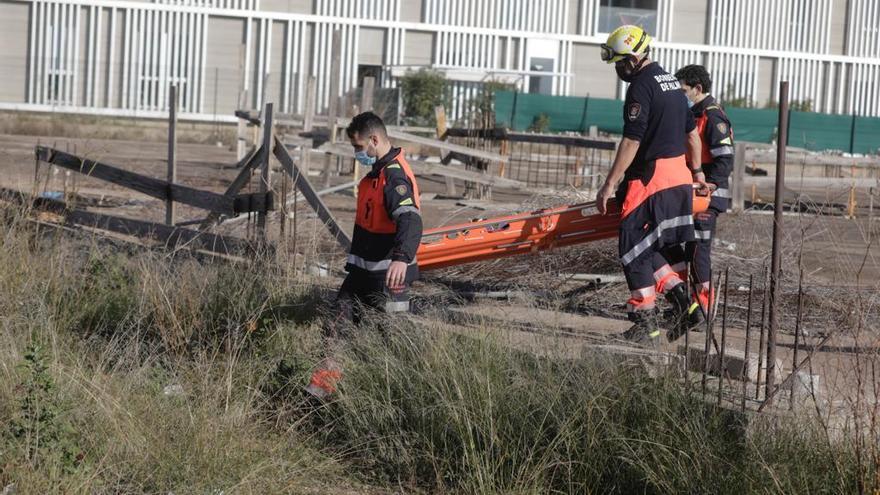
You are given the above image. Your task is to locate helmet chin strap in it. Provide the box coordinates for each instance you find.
[630,53,649,74]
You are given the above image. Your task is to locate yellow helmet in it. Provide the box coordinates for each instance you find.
[600,25,652,64]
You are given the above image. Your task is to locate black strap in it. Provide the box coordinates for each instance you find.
[632,31,647,53]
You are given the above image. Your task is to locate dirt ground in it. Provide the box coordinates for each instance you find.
[1,132,879,418]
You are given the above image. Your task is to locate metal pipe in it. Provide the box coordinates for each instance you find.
[765,80,789,405]
[166,84,177,226]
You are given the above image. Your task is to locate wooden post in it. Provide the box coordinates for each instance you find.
[434,105,456,196]
[732,141,746,212]
[328,30,342,143]
[236,90,248,160]
[166,84,178,226]
[869,187,875,243]
[362,76,375,112]
[257,102,274,240]
[303,76,316,132]
[499,139,509,178]
[847,185,857,219]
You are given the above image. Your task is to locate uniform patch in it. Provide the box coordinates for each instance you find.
[395,184,408,195]
[627,103,641,122]
[716,122,728,135]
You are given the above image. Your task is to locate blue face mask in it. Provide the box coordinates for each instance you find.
[687,98,695,109]
[355,150,376,167]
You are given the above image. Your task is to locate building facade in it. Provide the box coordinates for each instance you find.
[0,0,878,123]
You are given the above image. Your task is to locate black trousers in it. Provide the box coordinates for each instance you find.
[324,271,410,341]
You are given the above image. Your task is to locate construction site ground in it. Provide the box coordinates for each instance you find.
[1,133,879,419]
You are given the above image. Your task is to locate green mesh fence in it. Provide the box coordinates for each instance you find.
[788,111,854,152]
[853,117,880,155]
[494,90,880,155]
[725,108,779,144]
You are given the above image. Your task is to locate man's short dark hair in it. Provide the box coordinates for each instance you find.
[675,64,712,94]
[346,111,387,140]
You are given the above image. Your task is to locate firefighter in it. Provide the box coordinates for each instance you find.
[305,111,423,398]
[663,64,735,340]
[596,25,705,345]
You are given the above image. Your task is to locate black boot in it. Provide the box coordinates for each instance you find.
[621,309,661,346]
[665,283,704,342]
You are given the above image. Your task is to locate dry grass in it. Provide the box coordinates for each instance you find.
[0,201,877,494]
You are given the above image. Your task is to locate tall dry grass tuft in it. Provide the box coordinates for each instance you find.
[0,200,875,494]
[0,205,351,493]
[307,319,869,494]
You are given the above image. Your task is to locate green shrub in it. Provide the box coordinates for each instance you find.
[400,69,448,127]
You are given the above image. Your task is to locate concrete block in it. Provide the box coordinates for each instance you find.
[678,344,783,383]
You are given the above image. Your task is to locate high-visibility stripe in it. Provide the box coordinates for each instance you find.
[626,286,656,312]
[347,254,417,271]
[695,229,712,240]
[391,205,421,219]
[713,188,731,198]
[384,300,410,312]
[621,215,694,266]
[710,145,734,157]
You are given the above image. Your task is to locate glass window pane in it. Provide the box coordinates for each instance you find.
[598,1,658,34]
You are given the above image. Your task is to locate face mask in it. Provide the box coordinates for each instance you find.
[687,98,695,109]
[616,58,646,83]
[355,150,376,167]
[615,63,635,82]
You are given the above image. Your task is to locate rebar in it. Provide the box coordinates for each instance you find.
[718,267,730,405]
[742,274,754,412]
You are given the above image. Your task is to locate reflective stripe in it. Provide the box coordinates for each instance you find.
[713,188,731,199]
[631,287,655,298]
[621,215,694,266]
[653,264,674,280]
[694,229,712,240]
[626,287,656,312]
[347,254,417,272]
[384,300,410,313]
[710,145,734,157]
[391,205,421,220]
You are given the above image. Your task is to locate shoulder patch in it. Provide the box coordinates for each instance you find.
[627,103,641,122]
[716,122,728,135]
[395,184,408,196]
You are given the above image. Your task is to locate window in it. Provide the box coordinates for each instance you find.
[598,0,658,35]
[528,57,554,95]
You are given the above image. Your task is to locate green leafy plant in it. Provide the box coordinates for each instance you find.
[399,69,448,126]
[8,344,82,474]
[528,113,552,133]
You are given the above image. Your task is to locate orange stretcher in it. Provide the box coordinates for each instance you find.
[416,187,711,271]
